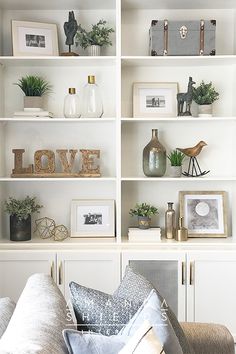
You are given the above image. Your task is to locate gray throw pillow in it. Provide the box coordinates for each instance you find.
[114,266,193,354]
[0,273,73,354]
[119,289,183,354]
[0,298,15,338]
[70,281,141,336]
[63,329,126,354]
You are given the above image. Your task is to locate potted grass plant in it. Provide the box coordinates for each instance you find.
[76,20,114,56]
[129,203,158,229]
[167,150,185,177]
[4,196,43,241]
[15,75,52,110]
[193,81,219,117]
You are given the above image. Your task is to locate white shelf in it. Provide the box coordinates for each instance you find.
[0,118,116,123]
[0,0,116,10]
[121,0,236,10]
[0,177,117,182]
[0,56,117,67]
[121,177,236,182]
[121,56,236,67]
[121,117,236,122]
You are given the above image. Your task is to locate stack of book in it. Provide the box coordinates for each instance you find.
[128,227,161,242]
[14,109,53,118]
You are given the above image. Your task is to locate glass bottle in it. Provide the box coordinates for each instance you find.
[81,75,103,118]
[64,88,80,118]
[176,217,188,242]
[165,202,176,239]
[143,129,166,177]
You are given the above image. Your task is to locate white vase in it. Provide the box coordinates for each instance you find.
[198,104,213,117]
[87,45,101,56]
[170,166,182,178]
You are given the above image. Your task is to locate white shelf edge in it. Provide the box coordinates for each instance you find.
[121,177,236,182]
[121,117,236,122]
[0,117,116,123]
[0,177,117,182]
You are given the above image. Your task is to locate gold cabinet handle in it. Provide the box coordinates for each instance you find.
[50,261,54,280]
[181,262,186,285]
[190,262,194,285]
[59,261,63,285]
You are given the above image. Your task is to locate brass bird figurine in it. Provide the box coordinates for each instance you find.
[177,141,209,177]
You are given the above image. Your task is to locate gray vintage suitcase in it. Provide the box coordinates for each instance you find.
[149,20,216,56]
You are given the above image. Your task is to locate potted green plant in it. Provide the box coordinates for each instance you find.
[4,196,43,241]
[76,20,114,56]
[167,150,185,177]
[193,81,219,117]
[129,203,158,229]
[15,75,52,110]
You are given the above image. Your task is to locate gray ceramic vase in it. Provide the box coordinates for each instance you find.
[138,216,151,229]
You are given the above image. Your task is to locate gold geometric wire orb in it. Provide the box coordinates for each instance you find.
[34,217,56,239]
[52,224,69,241]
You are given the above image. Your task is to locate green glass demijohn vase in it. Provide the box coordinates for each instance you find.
[143,129,166,177]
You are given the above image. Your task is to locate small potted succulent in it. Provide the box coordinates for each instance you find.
[129,203,158,229]
[76,20,114,56]
[4,196,43,241]
[15,75,52,110]
[193,81,219,117]
[167,150,185,177]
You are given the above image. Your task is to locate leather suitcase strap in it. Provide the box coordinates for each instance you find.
[200,19,205,55]
[164,20,168,55]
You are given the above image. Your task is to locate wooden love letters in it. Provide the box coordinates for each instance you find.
[11,149,101,178]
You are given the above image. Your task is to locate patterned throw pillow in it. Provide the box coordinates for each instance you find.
[0,298,15,338]
[119,290,183,354]
[118,320,165,354]
[114,266,193,354]
[69,281,141,336]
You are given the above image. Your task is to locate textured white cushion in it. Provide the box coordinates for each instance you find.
[0,298,15,338]
[0,273,72,354]
[119,320,165,354]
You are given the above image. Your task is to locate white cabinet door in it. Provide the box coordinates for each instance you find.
[0,251,56,302]
[57,250,120,300]
[187,251,236,341]
[122,250,186,321]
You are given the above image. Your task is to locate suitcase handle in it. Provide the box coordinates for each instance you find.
[164,19,168,55]
[200,19,205,55]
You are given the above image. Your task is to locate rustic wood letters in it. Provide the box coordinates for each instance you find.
[56,149,78,173]
[34,150,56,173]
[12,149,34,174]
[80,149,100,175]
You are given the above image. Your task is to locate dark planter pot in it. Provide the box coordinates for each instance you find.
[10,215,31,241]
[138,216,151,229]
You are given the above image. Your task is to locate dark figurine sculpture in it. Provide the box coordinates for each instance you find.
[177,77,196,116]
[177,141,210,177]
[61,11,79,56]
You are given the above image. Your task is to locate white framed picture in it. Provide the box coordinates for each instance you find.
[12,20,59,56]
[179,191,228,238]
[133,82,178,118]
[71,200,115,238]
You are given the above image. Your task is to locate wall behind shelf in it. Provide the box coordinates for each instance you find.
[121,180,234,238]
[122,9,235,56]
[122,65,235,118]
[0,181,116,241]
[3,65,116,118]
[2,9,116,56]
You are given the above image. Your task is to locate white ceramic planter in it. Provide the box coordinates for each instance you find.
[87,45,101,56]
[198,104,213,117]
[24,96,43,110]
[170,166,182,178]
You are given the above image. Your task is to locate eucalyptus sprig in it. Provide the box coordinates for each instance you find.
[4,196,43,221]
[14,75,52,97]
[76,20,114,49]
[193,81,219,105]
[167,150,185,167]
[129,203,158,218]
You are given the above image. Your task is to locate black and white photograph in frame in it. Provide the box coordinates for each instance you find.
[71,200,115,238]
[179,191,228,238]
[133,82,178,118]
[12,20,59,56]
